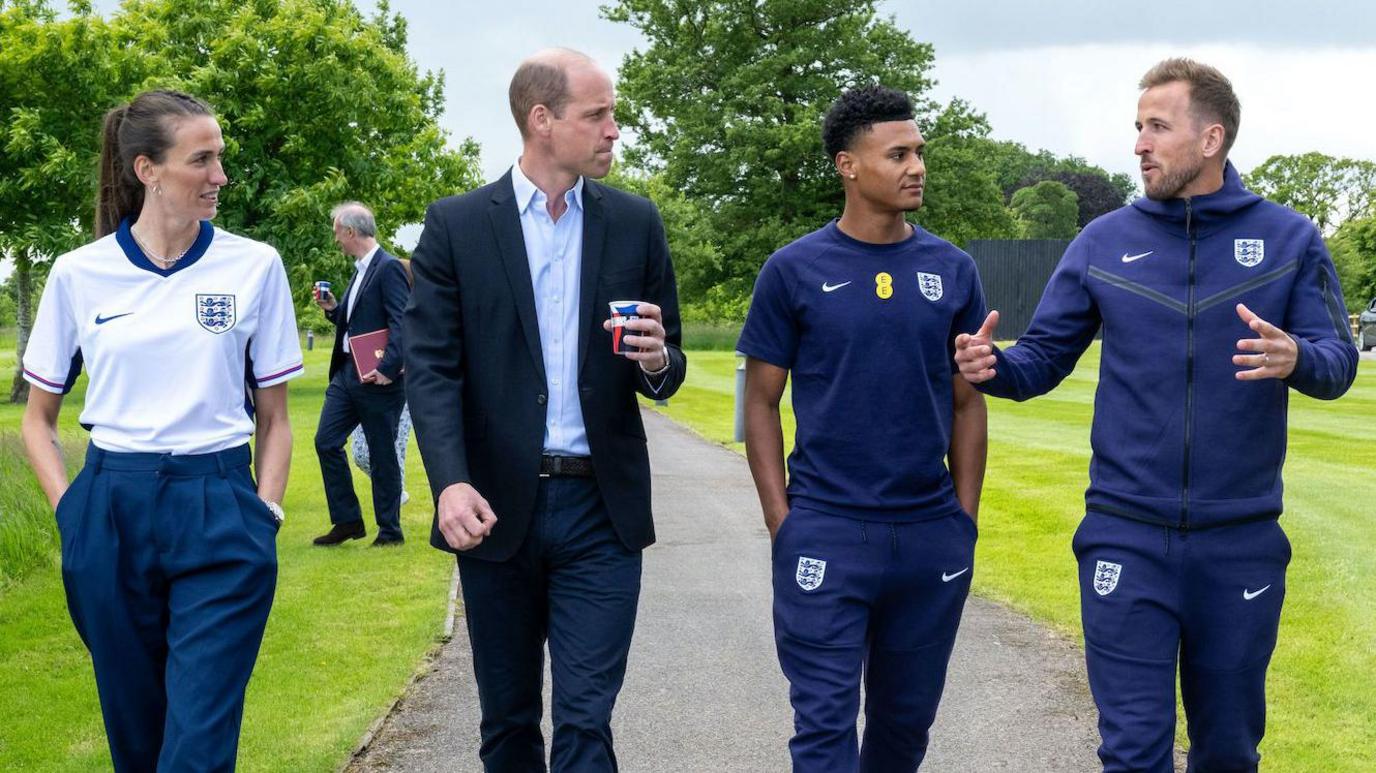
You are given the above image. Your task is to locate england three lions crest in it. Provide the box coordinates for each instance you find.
[917,272,943,302]
[1093,560,1122,596]
[796,556,827,592]
[196,294,237,334]
[1235,239,1265,268]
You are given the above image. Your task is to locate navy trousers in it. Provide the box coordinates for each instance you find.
[457,476,642,773]
[56,444,278,772]
[315,363,405,539]
[1073,513,1290,773]
[772,508,978,773]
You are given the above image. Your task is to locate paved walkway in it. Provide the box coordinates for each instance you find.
[349,410,1105,772]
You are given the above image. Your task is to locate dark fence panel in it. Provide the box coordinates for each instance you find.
[967,239,1072,341]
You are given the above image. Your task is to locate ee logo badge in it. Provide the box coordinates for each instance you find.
[875,272,893,299]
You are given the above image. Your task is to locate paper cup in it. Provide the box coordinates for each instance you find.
[609,300,643,355]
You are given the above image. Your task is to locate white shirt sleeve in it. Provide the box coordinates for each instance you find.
[22,263,83,394]
[249,254,305,388]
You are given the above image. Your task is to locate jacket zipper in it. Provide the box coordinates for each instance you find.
[1180,199,1196,531]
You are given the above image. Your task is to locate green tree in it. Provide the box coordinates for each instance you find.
[1329,215,1376,312]
[0,0,482,401]
[603,163,725,311]
[0,0,130,402]
[984,140,1135,226]
[1010,180,1079,239]
[913,103,1018,246]
[112,0,482,321]
[1245,152,1376,234]
[604,0,1004,300]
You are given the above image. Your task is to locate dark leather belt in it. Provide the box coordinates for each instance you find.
[539,455,595,478]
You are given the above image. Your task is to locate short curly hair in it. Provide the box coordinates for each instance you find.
[822,85,916,159]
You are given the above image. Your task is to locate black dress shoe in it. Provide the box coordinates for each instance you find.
[370,535,405,547]
[313,521,366,546]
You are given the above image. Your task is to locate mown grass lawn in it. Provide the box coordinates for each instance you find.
[0,331,453,771]
[648,346,1376,773]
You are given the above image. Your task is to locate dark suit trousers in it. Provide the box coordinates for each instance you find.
[457,476,642,773]
[314,363,406,539]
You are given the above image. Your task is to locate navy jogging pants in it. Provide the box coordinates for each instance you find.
[1074,512,1290,773]
[772,507,977,772]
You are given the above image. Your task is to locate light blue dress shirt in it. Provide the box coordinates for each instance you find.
[511,160,590,456]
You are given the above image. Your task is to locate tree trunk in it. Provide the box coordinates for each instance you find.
[9,249,32,404]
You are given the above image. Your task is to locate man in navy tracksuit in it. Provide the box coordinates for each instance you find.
[742,85,988,772]
[956,59,1357,771]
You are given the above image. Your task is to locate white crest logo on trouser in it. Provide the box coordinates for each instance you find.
[796,557,826,591]
[1094,560,1122,596]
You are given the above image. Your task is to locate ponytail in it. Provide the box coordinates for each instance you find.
[95,106,140,238]
[93,90,214,238]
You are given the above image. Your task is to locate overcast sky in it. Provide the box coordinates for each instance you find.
[65,0,1376,250]
[344,0,1375,181]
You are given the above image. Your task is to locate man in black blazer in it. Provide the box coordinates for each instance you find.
[313,202,410,547]
[404,49,686,771]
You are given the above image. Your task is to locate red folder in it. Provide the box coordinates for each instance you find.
[350,328,389,377]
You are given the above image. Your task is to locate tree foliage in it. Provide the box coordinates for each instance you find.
[1245,152,1376,235]
[112,0,482,315]
[912,102,1017,246]
[0,0,481,400]
[0,0,131,400]
[1017,169,1130,228]
[605,0,1005,296]
[1328,215,1376,312]
[1010,180,1079,239]
[985,140,1135,227]
[603,162,727,314]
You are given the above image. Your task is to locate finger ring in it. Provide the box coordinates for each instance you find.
[1263,353,1271,366]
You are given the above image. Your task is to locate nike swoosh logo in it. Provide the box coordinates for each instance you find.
[94,313,133,325]
[822,281,852,292]
[942,567,970,582]
[1243,584,1271,601]
[1121,251,1154,263]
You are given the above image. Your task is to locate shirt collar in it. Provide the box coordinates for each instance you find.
[355,244,379,274]
[511,157,584,216]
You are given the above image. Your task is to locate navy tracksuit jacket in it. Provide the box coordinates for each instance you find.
[979,162,1357,772]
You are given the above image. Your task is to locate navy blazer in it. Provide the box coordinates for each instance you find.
[326,247,409,382]
[404,172,687,560]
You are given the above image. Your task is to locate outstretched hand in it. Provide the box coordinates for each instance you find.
[953,311,1000,383]
[1233,303,1297,381]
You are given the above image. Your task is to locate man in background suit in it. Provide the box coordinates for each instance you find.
[404,48,686,772]
[313,201,410,547]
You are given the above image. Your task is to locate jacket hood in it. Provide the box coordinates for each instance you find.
[1130,161,1264,231]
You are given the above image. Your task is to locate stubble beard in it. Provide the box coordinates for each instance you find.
[1145,156,1205,201]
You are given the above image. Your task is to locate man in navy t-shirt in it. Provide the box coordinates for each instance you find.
[738,84,990,772]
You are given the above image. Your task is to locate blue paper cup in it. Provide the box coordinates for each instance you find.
[314,280,332,300]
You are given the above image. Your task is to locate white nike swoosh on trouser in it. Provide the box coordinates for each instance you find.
[942,567,970,582]
[1242,584,1272,600]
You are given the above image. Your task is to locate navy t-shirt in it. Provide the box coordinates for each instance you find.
[737,220,987,521]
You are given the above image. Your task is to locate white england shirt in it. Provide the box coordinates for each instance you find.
[24,219,304,454]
